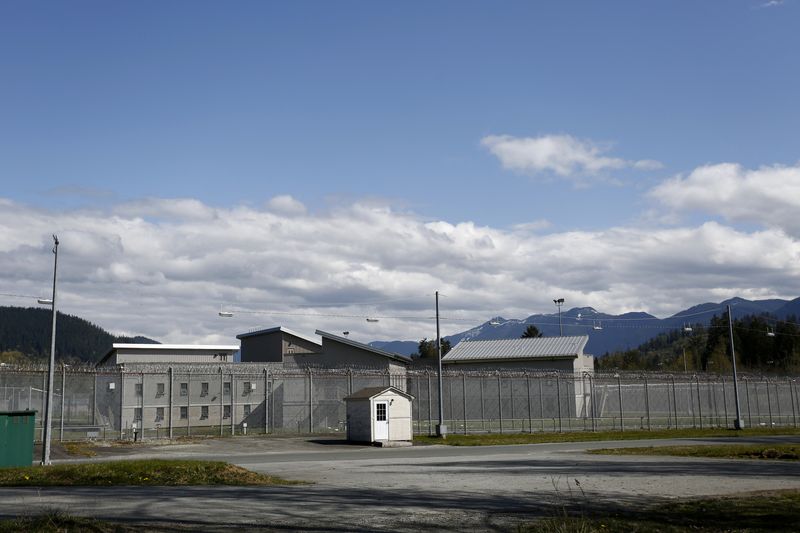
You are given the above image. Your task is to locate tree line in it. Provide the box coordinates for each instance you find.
[597,311,800,373]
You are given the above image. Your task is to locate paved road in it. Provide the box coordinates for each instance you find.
[3,435,800,531]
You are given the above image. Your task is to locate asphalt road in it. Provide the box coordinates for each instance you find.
[3,435,800,531]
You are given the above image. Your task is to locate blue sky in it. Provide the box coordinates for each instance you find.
[1,1,799,343]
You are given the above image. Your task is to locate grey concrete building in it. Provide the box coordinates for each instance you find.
[314,330,411,372]
[97,344,240,367]
[237,326,322,364]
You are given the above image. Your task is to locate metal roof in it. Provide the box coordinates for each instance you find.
[315,330,411,364]
[343,386,414,401]
[236,326,321,347]
[442,336,588,362]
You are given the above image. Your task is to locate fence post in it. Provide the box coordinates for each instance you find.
[775,381,783,425]
[616,373,624,432]
[119,369,125,439]
[462,372,467,434]
[187,372,191,437]
[140,372,145,438]
[589,374,596,432]
[721,377,728,427]
[744,378,752,428]
[509,375,515,431]
[59,363,66,441]
[538,377,544,431]
[556,373,562,433]
[219,367,224,437]
[168,367,173,439]
[766,378,773,426]
[695,375,703,429]
[307,369,314,434]
[264,367,269,435]
[643,374,650,431]
[671,375,679,428]
[790,378,797,428]
[427,370,432,435]
[231,372,236,436]
[497,372,503,434]
[92,371,97,426]
[480,375,486,431]
[526,372,532,433]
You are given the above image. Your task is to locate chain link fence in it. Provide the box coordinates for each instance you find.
[1,364,798,442]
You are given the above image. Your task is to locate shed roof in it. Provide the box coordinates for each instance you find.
[344,386,414,401]
[315,330,411,364]
[236,326,321,347]
[442,336,588,362]
[97,343,240,367]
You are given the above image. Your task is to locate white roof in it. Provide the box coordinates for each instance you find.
[442,336,588,362]
[112,343,240,351]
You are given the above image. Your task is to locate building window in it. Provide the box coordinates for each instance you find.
[376,403,387,422]
[223,382,231,396]
[243,382,251,395]
[156,383,165,397]
[201,406,209,419]
[180,382,188,396]
[180,406,188,420]
[243,404,251,417]
[155,407,164,422]
[201,382,209,396]
[134,408,142,422]
[223,405,231,419]
[135,383,143,396]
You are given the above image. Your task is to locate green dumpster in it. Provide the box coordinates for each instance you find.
[0,411,36,467]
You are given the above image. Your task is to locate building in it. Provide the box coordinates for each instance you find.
[314,330,410,372]
[97,343,240,367]
[344,386,414,443]
[442,336,593,373]
[237,326,322,364]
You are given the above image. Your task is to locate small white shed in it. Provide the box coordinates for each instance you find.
[344,386,414,443]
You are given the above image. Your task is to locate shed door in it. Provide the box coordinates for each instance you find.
[374,401,389,440]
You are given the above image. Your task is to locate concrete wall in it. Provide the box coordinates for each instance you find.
[318,340,408,373]
[240,332,283,363]
[345,398,372,442]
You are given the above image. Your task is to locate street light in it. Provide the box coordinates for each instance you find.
[41,234,59,466]
[553,298,564,336]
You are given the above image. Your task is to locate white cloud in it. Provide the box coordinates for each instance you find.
[649,162,800,237]
[1,196,798,345]
[266,195,307,215]
[481,134,662,181]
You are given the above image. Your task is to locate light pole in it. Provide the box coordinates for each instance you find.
[435,290,447,438]
[41,234,59,466]
[727,304,745,430]
[553,298,564,336]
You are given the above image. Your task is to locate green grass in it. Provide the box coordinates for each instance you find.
[0,459,300,487]
[589,443,800,460]
[524,489,800,532]
[0,511,138,533]
[414,426,800,446]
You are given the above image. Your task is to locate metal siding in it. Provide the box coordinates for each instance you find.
[442,336,589,362]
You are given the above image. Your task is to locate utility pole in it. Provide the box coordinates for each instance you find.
[435,291,447,438]
[41,234,59,465]
[553,298,564,336]
[727,304,745,430]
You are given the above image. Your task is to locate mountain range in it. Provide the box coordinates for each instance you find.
[370,296,800,357]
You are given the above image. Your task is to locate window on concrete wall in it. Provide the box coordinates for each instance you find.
[134,408,142,422]
[180,406,188,420]
[156,383,165,397]
[223,382,231,396]
[243,404,251,417]
[180,382,188,396]
[135,383,143,396]
[243,382,251,395]
[201,406,209,419]
[223,405,231,419]
[201,382,209,396]
[156,407,164,421]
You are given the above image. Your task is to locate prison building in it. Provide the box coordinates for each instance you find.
[97,344,240,367]
[442,336,593,373]
[237,326,323,364]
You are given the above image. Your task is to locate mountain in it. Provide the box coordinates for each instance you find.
[0,306,158,364]
[371,297,798,357]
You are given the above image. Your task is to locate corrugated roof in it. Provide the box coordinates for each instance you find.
[315,330,411,364]
[442,336,588,362]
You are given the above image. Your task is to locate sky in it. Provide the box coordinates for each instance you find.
[1,1,799,345]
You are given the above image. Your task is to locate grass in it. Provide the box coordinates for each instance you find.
[525,489,800,532]
[414,426,800,446]
[589,442,800,460]
[0,459,301,487]
[0,511,139,533]
[61,441,98,457]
